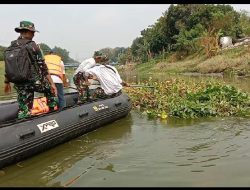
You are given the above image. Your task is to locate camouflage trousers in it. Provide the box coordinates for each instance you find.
[73,72,108,102]
[14,80,57,119]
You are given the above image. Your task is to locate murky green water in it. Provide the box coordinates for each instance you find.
[0,71,250,187]
[0,113,250,187]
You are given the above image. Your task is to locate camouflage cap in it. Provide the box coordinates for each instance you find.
[15,21,39,33]
[93,51,103,58]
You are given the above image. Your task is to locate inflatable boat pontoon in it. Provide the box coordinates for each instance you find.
[0,91,132,169]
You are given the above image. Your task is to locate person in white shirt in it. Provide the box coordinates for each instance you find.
[73,51,129,102]
[83,56,129,100]
[73,51,105,102]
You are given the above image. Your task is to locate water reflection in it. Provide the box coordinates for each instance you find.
[129,112,250,177]
[97,163,116,172]
[1,70,250,186]
[167,117,250,176]
[0,115,133,187]
[0,111,250,186]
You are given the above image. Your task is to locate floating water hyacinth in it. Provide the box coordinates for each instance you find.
[124,78,250,119]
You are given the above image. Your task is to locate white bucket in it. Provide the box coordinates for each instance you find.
[220,36,232,48]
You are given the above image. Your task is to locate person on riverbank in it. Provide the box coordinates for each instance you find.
[4,21,57,119]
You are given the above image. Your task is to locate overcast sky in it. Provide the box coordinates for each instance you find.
[0,4,249,62]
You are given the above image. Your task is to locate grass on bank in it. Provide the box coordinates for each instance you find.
[127,46,250,77]
[0,62,4,83]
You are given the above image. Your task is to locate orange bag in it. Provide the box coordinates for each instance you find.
[31,97,58,115]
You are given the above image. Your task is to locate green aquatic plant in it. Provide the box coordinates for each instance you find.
[124,78,250,119]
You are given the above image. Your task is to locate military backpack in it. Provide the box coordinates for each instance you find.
[4,40,34,84]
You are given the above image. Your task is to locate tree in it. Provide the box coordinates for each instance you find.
[98,47,127,63]
[52,46,70,63]
[0,45,7,61]
[131,37,148,63]
[112,47,126,62]
[239,10,250,37]
[98,47,113,61]
[174,23,204,55]
[38,43,52,55]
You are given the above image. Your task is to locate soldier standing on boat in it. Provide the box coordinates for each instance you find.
[4,21,58,119]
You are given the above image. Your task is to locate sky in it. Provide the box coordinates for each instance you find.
[0,4,250,62]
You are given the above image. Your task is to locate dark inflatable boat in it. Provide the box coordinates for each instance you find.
[0,91,132,169]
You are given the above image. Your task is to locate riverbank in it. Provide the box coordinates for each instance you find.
[119,45,250,78]
[118,46,250,119]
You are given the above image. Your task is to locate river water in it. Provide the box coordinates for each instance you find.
[0,71,250,187]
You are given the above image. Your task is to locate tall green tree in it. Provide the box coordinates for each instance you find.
[98,47,127,63]
[238,10,250,37]
[0,45,7,61]
[38,43,51,55]
[52,46,70,63]
[130,4,246,62]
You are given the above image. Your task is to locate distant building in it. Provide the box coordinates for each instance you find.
[64,62,80,68]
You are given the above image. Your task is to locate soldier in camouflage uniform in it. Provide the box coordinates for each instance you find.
[73,71,90,102]
[4,21,58,119]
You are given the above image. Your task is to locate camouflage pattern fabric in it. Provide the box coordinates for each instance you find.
[73,72,109,102]
[14,80,57,119]
[89,88,121,99]
[89,87,108,99]
[12,37,57,119]
[73,72,90,102]
[15,20,39,33]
